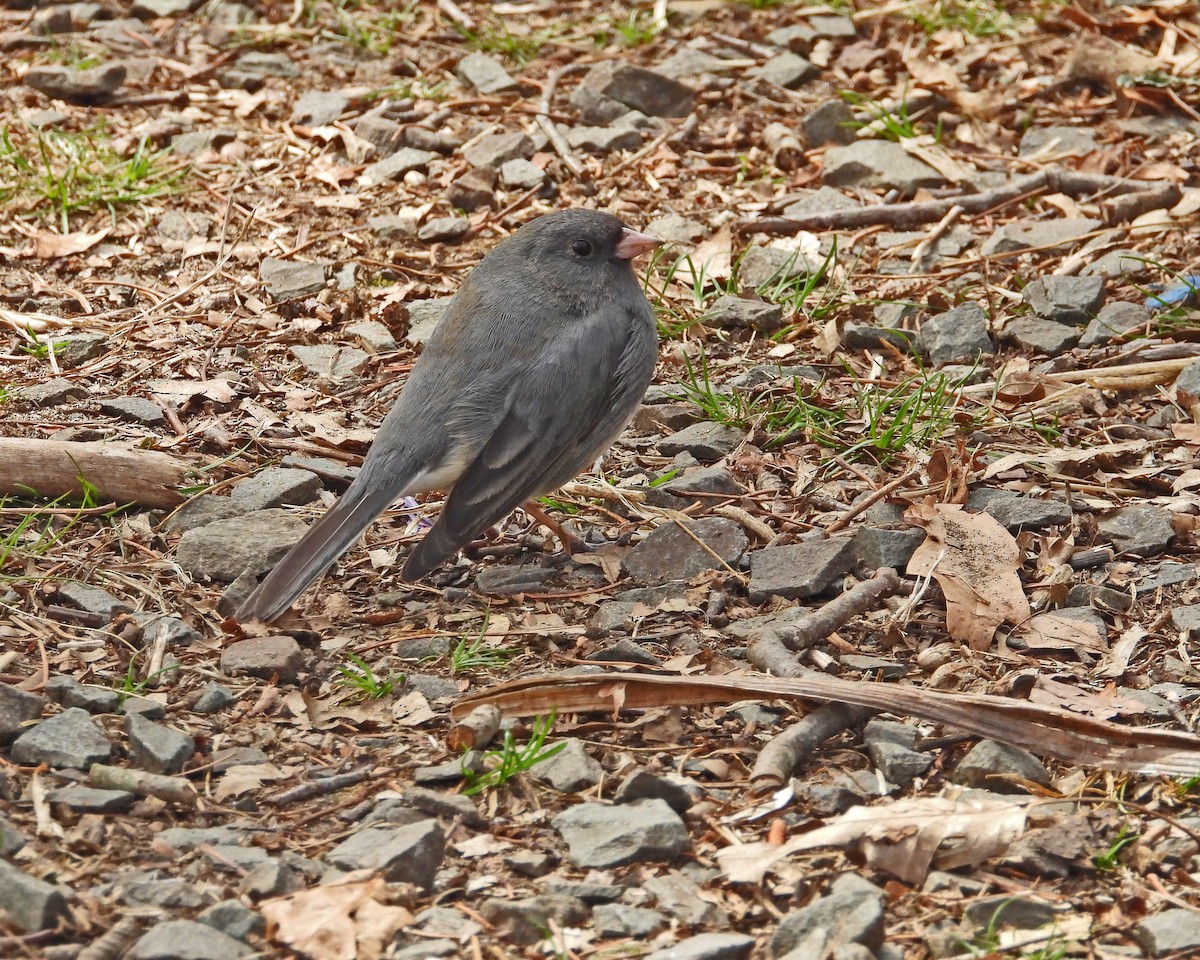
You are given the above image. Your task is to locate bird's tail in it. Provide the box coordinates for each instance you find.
[236,482,400,623]
[399,515,467,582]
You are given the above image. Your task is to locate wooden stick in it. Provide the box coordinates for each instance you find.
[0,438,191,509]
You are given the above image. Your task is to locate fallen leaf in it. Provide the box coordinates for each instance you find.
[906,501,1031,650]
[31,228,111,259]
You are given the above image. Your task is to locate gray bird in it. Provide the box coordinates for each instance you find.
[237,209,661,622]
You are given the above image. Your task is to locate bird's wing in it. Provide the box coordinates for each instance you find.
[402,303,654,579]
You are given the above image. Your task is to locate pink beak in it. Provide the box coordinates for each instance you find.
[614,227,662,260]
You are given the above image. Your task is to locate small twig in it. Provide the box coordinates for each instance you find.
[909,203,963,271]
[436,0,474,29]
[825,467,922,534]
[608,114,697,178]
[536,63,590,179]
[77,918,142,960]
[270,763,377,805]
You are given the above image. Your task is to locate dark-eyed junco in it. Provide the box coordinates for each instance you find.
[237,209,661,622]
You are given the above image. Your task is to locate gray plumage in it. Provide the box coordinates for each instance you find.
[237,209,659,622]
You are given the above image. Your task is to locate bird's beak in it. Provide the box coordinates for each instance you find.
[614,228,662,260]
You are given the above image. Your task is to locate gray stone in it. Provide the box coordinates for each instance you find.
[132,0,198,14]
[1001,317,1079,355]
[418,216,470,242]
[771,873,884,955]
[917,301,993,366]
[239,859,301,899]
[260,258,326,300]
[980,218,1102,256]
[1176,359,1200,405]
[614,769,696,813]
[499,157,546,189]
[809,13,857,37]
[0,815,28,856]
[1099,505,1174,557]
[455,52,520,94]
[753,52,817,89]
[1078,300,1149,348]
[853,526,924,571]
[507,850,556,877]
[290,90,348,127]
[404,297,453,345]
[0,684,46,744]
[553,798,688,867]
[325,820,445,888]
[1172,605,1200,638]
[738,244,818,288]
[766,23,817,52]
[220,636,305,684]
[864,718,918,750]
[824,140,944,193]
[868,740,931,786]
[1064,584,1133,613]
[353,114,403,156]
[0,860,71,933]
[235,51,298,77]
[193,681,235,714]
[447,167,496,211]
[646,212,706,244]
[646,933,755,960]
[45,784,135,812]
[399,786,484,827]
[280,455,359,487]
[843,323,912,351]
[964,894,1059,930]
[623,517,749,585]
[1137,562,1199,594]
[565,125,642,154]
[119,695,167,719]
[594,903,667,938]
[345,319,398,353]
[170,129,236,159]
[530,738,603,793]
[25,62,125,103]
[1018,125,1097,157]
[702,295,783,332]
[97,396,165,426]
[289,344,370,381]
[358,147,438,187]
[655,48,727,81]
[577,61,694,118]
[1135,909,1200,957]
[727,364,824,391]
[176,509,308,581]
[661,466,745,498]
[802,99,856,146]
[782,185,861,219]
[748,538,855,602]
[232,467,322,511]
[55,333,108,366]
[479,895,590,947]
[197,900,265,942]
[16,379,88,406]
[12,707,112,768]
[126,714,194,774]
[644,872,727,926]
[128,919,253,960]
[1022,275,1105,324]
[973,493,1072,530]
[462,132,535,169]
[658,421,744,460]
[403,127,461,155]
[953,740,1051,791]
[1082,249,1153,280]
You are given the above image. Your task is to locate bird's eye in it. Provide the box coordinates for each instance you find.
[570,239,592,257]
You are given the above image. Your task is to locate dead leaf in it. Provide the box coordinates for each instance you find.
[213,762,298,801]
[906,501,1031,650]
[31,228,111,259]
[262,875,413,960]
[1013,612,1107,656]
[717,790,1030,885]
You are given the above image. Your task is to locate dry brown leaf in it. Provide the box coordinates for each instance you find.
[31,228,110,258]
[906,501,1030,650]
[1013,612,1107,656]
[213,762,299,801]
[717,791,1029,885]
[261,875,413,960]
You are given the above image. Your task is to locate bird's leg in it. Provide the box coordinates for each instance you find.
[521,500,587,557]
